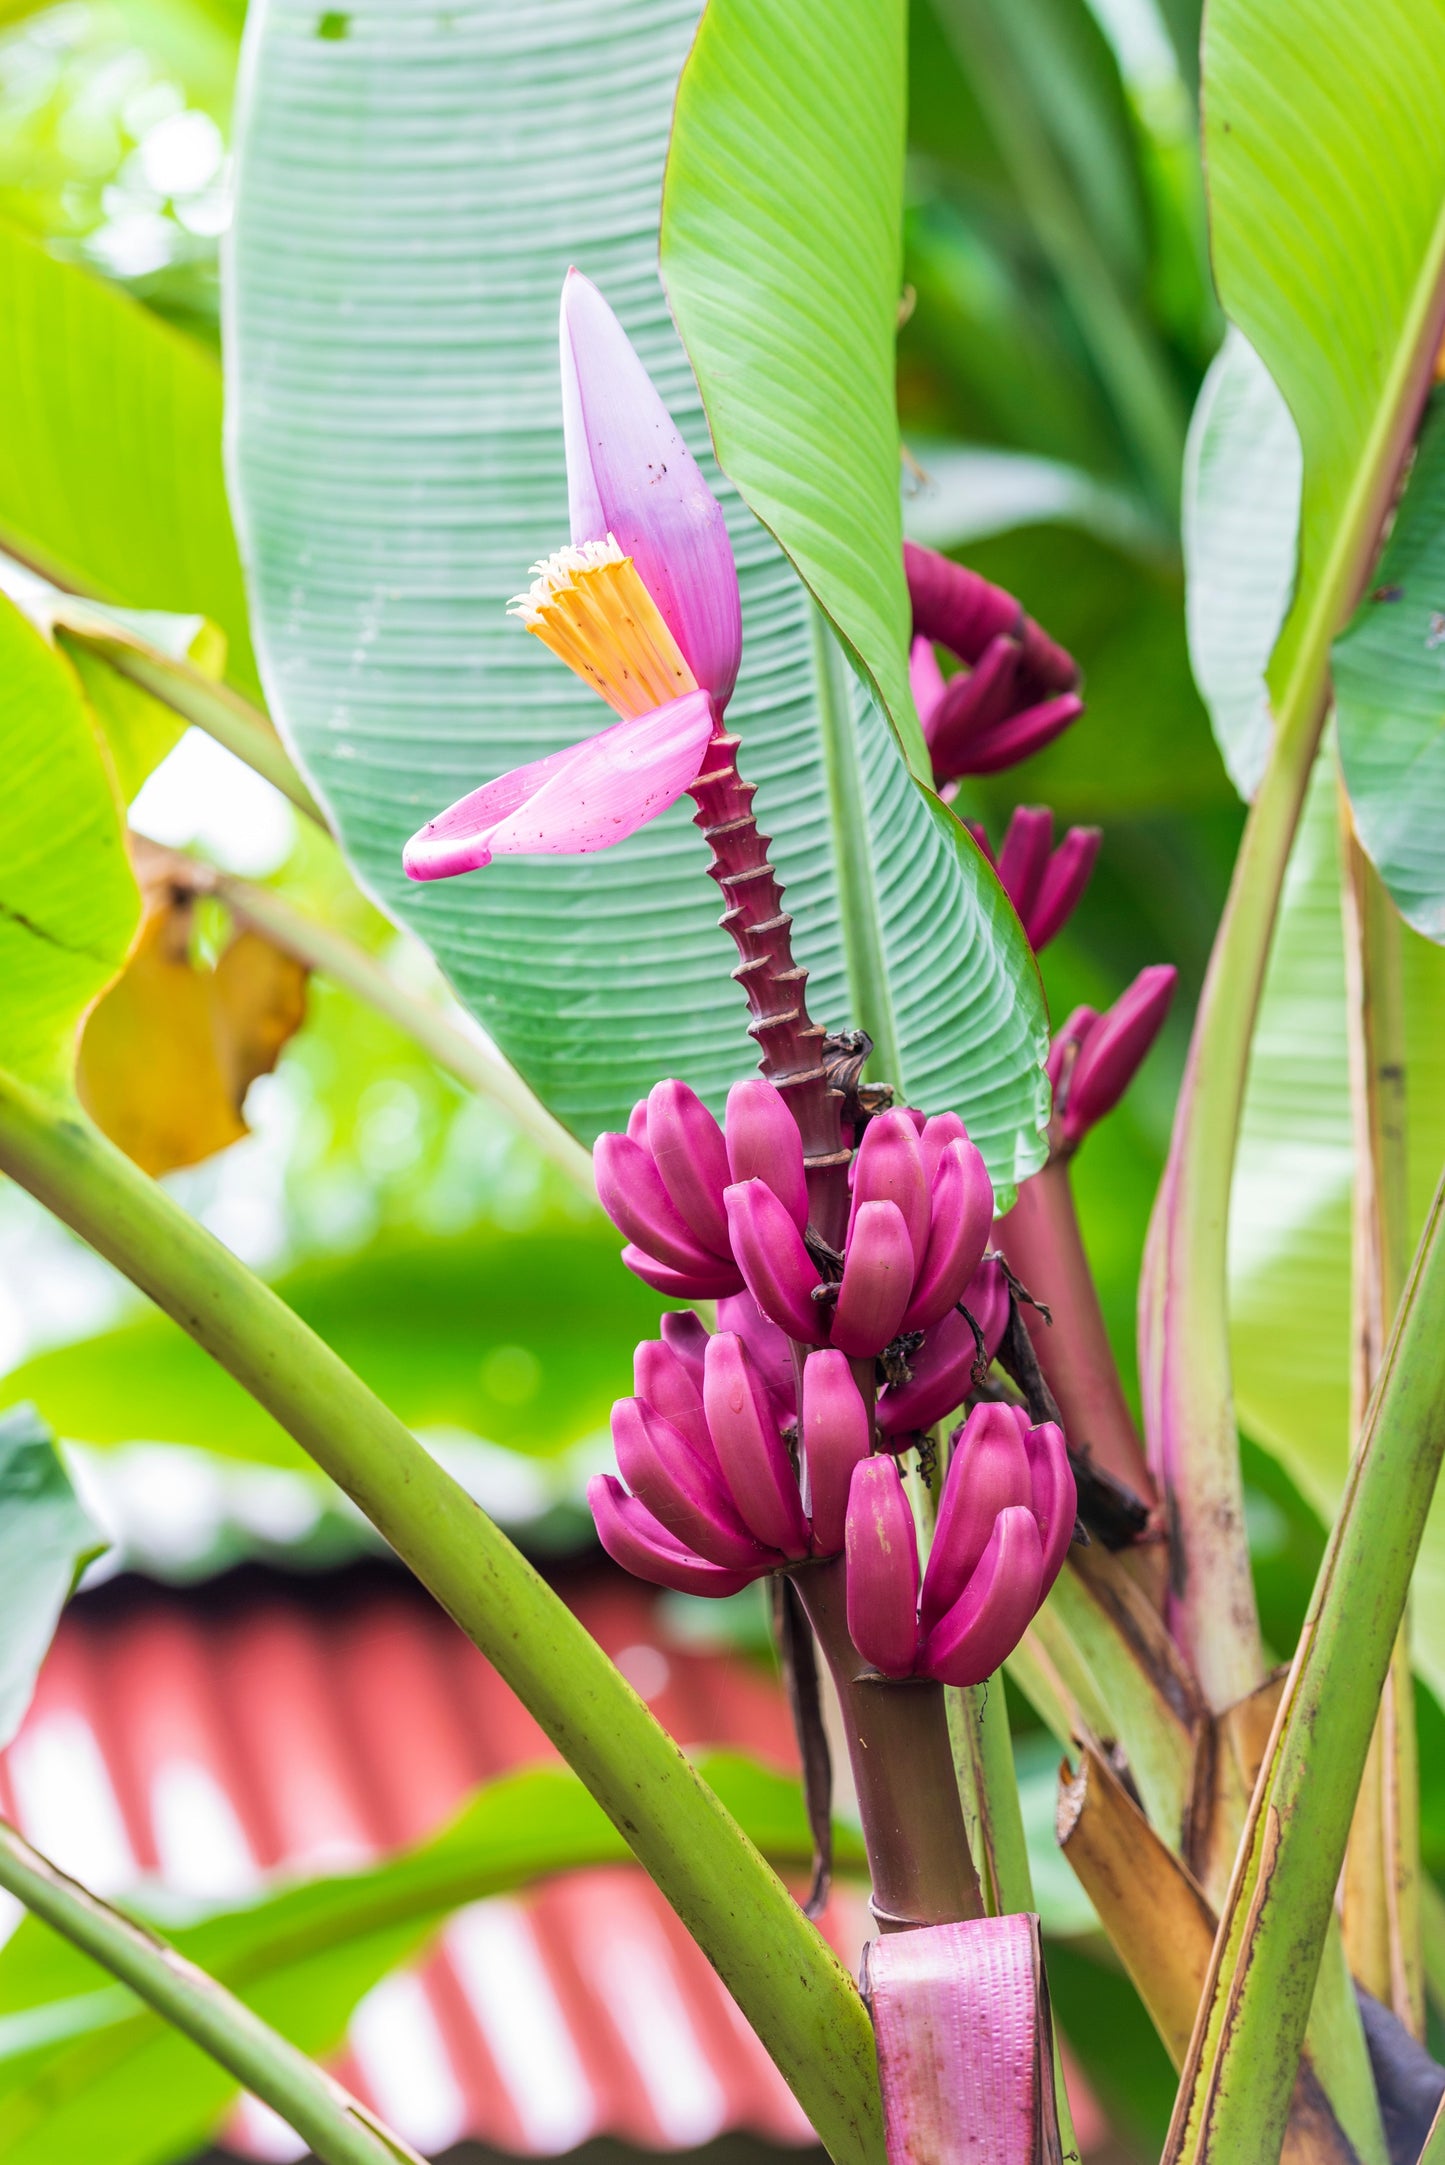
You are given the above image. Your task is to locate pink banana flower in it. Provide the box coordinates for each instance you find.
[968,806,1101,952]
[905,540,1082,787]
[1048,964,1177,1152]
[845,1402,1075,1688]
[404,270,740,881]
[588,1334,871,1595]
[726,1109,995,1357]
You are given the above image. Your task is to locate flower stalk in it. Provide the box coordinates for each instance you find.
[687,725,851,1237]
[794,1554,986,1930]
[997,1158,1154,1501]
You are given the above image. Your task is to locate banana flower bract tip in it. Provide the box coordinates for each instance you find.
[404,270,740,884]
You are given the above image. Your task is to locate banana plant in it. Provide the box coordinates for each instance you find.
[0,0,1443,2161]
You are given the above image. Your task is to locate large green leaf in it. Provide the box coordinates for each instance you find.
[0,1405,103,1750]
[1181,327,1302,802]
[0,1223,662,1471]
[1229,750,1445,1696]
[0,593,139,1094]
[225,0,1049,1189]
[1335,389,1445,944]
[1205,0,1445,726]
[0,545,315,815]
[0,1754,854,2165]
[0,219,255,694]
[1147,0,1445,1710]
[660,0,916,752]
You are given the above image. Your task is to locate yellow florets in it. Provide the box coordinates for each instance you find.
[509,536,699,719]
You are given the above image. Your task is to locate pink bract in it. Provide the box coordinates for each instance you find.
[561,269,741,709]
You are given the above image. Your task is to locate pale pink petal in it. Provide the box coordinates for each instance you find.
[487,692,715,856]
[402,738,582,879]
[561,270,741,707]
[403,693,715,881]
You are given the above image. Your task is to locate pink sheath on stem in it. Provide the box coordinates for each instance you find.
[588,1476,759,1598]
[702,1333,809,1558]
[866,1912,1063,2165]
[620,1244,741,1301]
[920,1506,1044,1689]
[902,1138,995,1332]
[1062,964,1177,1146]
[1025,1421,1077,1589]
[716,1290,796,1422]
[610,1397,766,1570]
[646,1080,731,1256]
[833,1199,915,1358]
[634,1337,715,1467]
[801,1349,871,1555]
[595,1132,731,1279]
[1046,1005,1099,1105]
[845,1456,921,1679]
[848,1111,931,1266]
[724,1077,811,1233]
[919,1402,1034,1636]
[724,1180,827,1345]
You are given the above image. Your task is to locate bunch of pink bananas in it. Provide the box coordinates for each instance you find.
[590,1320,869,1593]
[591,1337,1075,1693]
[597,1085,995,1358]
[847,1403,1074,1688]
[1047,967,1178,1153]
[905,540,1083,786]
[969,804,1178,1154]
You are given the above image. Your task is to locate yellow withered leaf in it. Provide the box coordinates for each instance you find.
[77,863,307,1177]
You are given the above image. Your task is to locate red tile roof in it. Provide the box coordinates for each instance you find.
[0,1564,862,2157]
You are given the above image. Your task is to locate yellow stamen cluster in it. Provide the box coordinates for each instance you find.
[509,536,699,719]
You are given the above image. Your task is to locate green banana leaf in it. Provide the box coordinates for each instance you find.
[1206,0,1445,722]
[0,1406,103,1749]
[0,218,255,693]
[1335,389,1445,945]
[1181,327,1302,801]
[1229,749,1445,1697]
[225,0,1049,1189]
[0,593,138,1094]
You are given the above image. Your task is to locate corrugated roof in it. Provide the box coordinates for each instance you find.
[0,1565,860,2158]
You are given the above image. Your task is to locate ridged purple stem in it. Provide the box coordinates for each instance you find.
[688,731,850,1245]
